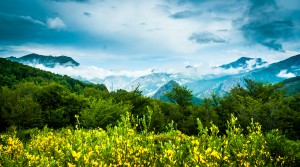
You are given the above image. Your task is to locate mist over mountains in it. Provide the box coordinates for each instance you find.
[6,53,80,68]
[5,54,300,99]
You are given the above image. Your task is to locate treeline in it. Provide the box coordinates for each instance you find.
[0,58,299,140]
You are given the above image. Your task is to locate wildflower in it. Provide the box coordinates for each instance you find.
[223,155,229,161]
[67,162,76,167]
[84,156,89,164]
[72,151,81,161]
[205,147,212,154]
[244,162,250,167]
[193,147,198,154]
[88,151,94,157]
[166,150,174,156]
[211,150,220,159]
[199,154,206,163]
[192,140,200,146]
[237,153,243,157]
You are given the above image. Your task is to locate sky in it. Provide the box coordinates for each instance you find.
[0,0,300,70]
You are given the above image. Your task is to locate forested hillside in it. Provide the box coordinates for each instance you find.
[0,58,300,166]
[0,58,106,91]
[282,76,300,95]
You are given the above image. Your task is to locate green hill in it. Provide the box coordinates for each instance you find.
[282,76,300,95]
[0,58,106,92]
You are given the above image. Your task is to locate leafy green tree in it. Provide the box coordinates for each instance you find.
[0,86,43,129]
[37,82,88,128]
[82,87,110,100]
[186,98,220,135]
[166,85,193,108]
[148,101,168,132]
[215,79,296,136]
[110,88,150,116]
[80,98,132,129]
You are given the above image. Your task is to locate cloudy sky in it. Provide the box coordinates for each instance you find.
[0,0,300,70]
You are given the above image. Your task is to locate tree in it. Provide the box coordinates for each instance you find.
[80,98,132,129]
[0,86,43,129]
[165,85,193,107]
[110,88,150,116]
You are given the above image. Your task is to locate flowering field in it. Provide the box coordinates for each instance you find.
[0,114,287,166]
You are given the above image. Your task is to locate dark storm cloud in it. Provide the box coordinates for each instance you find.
[0,0,49,20]
[0,12,45,42]
[0,12,83,46]
[189,32,227,44]
[261,40,283,52]
[237,0,300,51]
[241,20,294,51]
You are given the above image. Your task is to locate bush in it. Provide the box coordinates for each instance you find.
[266,130,300,166]
[0,86,43,129]
[0,114,289,166]
[80,98,132,129]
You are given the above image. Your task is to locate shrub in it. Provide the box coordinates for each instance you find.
[80,98,132,129]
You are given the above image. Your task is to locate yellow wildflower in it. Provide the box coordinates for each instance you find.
[211,150,220,159]
[205,147,212,154]
[166,149,174,156]
[67,162,76,167]
[223,155,229,162]
[84,155,89,164]
[72,151,81,161]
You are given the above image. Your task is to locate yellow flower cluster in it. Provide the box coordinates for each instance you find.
[0,115,286,166]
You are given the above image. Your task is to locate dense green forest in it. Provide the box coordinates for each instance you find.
[0,58,300,166]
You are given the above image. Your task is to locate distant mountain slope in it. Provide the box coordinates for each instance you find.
[0,58,106,91]
[152,80,202,104]
[6,53,80,68]
[183,54,300,98]
[125,73,172,96]
[245,54,300,82]
[152,80,179,101]
[219,57,267,69]
[281,76,300,95]
[129,57,267,97]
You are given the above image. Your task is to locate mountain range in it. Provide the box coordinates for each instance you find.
[5,54,300,100]
[6,53,80,68]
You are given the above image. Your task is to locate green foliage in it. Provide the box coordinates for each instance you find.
[166,84,193,107]
[266,130,300,166]
[80,98,132,129]
[1,60,299,140]
[37,83,88,128]
[0,86,43,130]
[186,98,220,135]
[148,101,168,132]
[0,114,291,166]
[0,58,107,92]
[210,79,298,138]
[0,58,300,166]
[82,87,110,99]
[110,88,150,116]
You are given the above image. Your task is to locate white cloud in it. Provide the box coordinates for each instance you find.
[32,64,152,80]
[47,17,66,30]
[2,0,300,71]
[46,0,296,68]
[47,0,238,55]
[277,70,296,78]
